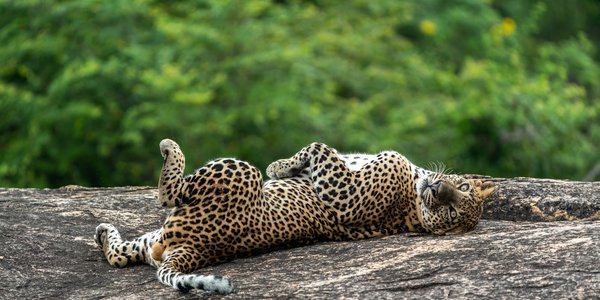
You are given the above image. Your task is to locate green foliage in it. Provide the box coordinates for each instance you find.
[1,0,599,187]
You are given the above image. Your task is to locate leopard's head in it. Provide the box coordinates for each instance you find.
[416,173,497,235]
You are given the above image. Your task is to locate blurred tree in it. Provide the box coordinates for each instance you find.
[0,0,598,187]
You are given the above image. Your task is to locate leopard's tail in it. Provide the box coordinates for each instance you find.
[157,261,233,294]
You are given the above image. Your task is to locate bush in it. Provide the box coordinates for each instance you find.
[1,0,599,187]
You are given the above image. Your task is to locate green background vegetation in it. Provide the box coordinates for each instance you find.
[1,0,599,188]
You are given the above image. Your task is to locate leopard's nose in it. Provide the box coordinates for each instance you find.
[429,181,441,197]
[434,181,457,204]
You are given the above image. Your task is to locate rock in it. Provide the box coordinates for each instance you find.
[477,176,600,221]
[0,178,598,299]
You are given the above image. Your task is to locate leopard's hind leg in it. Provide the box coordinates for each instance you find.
[158,139,188,208]
[154,138,235,294]
[94,223,161,268]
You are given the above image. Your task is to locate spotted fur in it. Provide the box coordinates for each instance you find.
[96,140,496,294]
[95,139,385,294]
[267,142,498,235]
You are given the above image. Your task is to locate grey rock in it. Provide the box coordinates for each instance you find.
[0,179,598,299]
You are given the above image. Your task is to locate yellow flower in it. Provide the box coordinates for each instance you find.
[420,20,436,36]
[500,17,516,36]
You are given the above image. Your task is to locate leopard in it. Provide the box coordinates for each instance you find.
[94,140,496,294]
[267,142,498,236]
[95,139,383,294]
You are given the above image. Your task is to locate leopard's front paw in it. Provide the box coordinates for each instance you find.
[94,223,115,249]
[266,159,299,179]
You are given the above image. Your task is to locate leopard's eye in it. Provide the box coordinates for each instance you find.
[448,206,458,219]
[459,183,470,192]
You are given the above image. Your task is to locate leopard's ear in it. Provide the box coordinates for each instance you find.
[471,180,498,203]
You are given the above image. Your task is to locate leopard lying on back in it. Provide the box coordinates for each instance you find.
[95,140,496,294]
